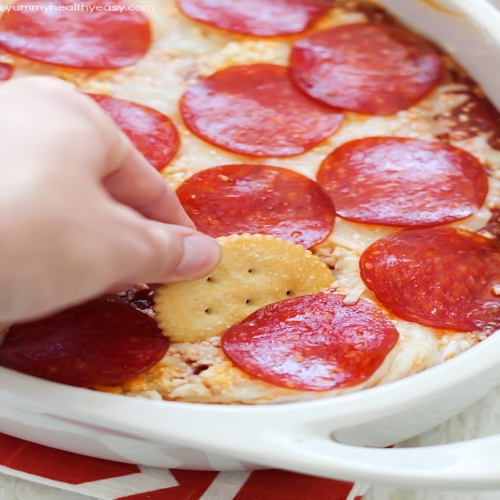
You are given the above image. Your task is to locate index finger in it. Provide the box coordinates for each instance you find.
[102,145,195,228]
[69,91,193,228]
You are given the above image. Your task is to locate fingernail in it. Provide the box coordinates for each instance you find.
[175,235,221,278]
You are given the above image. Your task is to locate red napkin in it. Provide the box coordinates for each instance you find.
[0,433,369,500]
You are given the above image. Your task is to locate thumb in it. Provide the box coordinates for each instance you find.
[101,210,222,291]
[145,224,222,284]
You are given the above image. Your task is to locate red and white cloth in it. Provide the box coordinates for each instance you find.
[0,433,369,500]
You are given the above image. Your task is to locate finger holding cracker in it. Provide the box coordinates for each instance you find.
[154,234,334,343]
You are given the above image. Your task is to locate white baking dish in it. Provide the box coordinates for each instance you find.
[2,0,500,490]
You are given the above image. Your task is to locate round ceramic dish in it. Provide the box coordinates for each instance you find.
[2,0,500,490]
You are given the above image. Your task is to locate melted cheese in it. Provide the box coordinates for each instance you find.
[1,0,498,404]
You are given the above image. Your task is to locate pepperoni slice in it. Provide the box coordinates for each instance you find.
[290,23,443,115]
[0,299,169,387]
[437,92,500,151]
[0,62,13,81]
[176,0,331,37]
[180,64,344,157]
[176,164,335,248]
[0,0,151,69]
[222,293,399,391]
[316,137,488,227]
[360,228,500,332]
[89,94,180,171]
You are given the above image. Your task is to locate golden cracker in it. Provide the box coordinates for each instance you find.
[154,234,334,343]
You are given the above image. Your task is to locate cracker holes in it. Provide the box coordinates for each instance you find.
[245,299,252,304]
[204,308,211,314]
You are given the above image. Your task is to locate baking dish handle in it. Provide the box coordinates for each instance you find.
[278,431,500,489]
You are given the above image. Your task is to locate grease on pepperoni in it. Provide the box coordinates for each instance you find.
[176,165,335,248]
[0,62,13,81]
[360,228,500,332]
[290,23,443,115]
[316,137,488,227]
[0,299,169,387]
[180,64,343,157]
[222,293,399,391]
[0,0,151,69]
[89,94,180,171]
[175,0,331,36]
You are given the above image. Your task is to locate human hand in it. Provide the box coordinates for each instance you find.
[0,77,221,323]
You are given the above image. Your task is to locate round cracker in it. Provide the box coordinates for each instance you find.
[154,234,334,343]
